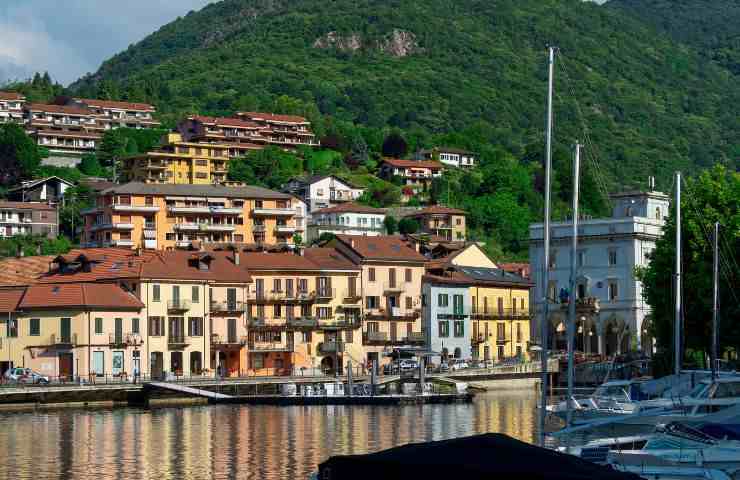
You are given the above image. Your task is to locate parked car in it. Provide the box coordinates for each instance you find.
[3,367,50,384]
[399,359,419,372]
[438,362,450,373]
[450,360,470,371]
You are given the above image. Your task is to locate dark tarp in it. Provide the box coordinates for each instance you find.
[700,423,740,441]
[318,433,642,480]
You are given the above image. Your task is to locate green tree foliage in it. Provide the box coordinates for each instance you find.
[0,235,72,258]
[0,72,64,103]
[637,166,740,368]
[314,232,336,246]
[59,184,94,242]
[78,154,105,177]
[383,216,398,235]
[356,179,401,208]
[99,128,167,169]
[398,218,420,235]
[33,165,83,184]
[0,124,41,186]
[227,146,303,189]
[382,132,408,158]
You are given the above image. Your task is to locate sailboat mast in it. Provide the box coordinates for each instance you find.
[539,45,556,447]
[674,172,682,376]
[712,222,719,379]
[566,142,580,428]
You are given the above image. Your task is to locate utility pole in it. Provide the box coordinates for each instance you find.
[711,222,719,380]
[674,172,682,376]
[539,45,556,447]
[566,142,580,428]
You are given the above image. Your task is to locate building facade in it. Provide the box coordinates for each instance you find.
[70,98,160,130]
[404,205,467,242]
[417,147,476,168]
[306,203,386,242]
[0,91,26,124]
[283,175,365,214]
[6,176,73,204]
[529,189,670,357]
[81,183,300,250]
[0,201,58,239]
[422,275,472,365]
[378,159,444,202]
[25,103,103,156]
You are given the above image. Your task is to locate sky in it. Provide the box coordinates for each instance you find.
[0,0,215,86]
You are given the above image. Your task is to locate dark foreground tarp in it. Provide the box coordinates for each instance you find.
[318,433,642,480]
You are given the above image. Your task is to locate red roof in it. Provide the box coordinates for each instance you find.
[237,251,323,271]
[0,91,25,101]
[409,205,466,216]
[381,158,444,170]
[499,262,531,279]
[237,112,309,124]
[0,256,56,286]
[189,115,261,129]
[140,250,250,282]
[76,98,155,112]
[19,283,143,310]
[0,288,25,311]
[313,203,386,215]
[334,235,426,262]
[37,248,157,283]
[27,103,94,116]
[302,248,359,270]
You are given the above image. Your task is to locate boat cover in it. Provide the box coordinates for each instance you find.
[700,423,740,441]
[318,433,642,480]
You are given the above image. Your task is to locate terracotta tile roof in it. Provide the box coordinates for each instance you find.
[0,255,56,286]
[334,235,426,262]
[101,182,292,200]
[19,283,143,310]
[422,272,473,287]
[26,103,95,116]
[0,201,56,211]
[140,250,250,283]
[313,202,386,215]
[302,248,359,270]
[237,251,322,271]
[190,115,261,129]
[0,288,26,311]
[499,262,531,279]
[237,112,309,124]
[76,98,155,112]
[408,205,467,216]
[0,91,25,101]
[37,248,157,283]
[381,158,444,170]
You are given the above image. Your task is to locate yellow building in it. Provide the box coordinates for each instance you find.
[81,182,303,250]
[122,133,249,185]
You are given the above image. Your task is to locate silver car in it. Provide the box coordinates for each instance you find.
[3,367,50,384]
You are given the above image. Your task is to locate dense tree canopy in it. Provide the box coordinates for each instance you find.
[0,124,42,186]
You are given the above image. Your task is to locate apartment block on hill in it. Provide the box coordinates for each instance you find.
[306,203,386,242]
[283,175,365,214]
[403,205,467,242]
[378,158,444,202]
[416,147,476,168]
[81,182,303,250]
[68,98,160,130]
[24,103,104,155]
[0,201,58,239]
[0,91,26,124]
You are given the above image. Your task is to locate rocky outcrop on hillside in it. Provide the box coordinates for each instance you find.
[313,29,421,57]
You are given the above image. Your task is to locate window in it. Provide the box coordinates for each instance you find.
[29,318,40,336]
[609,249,617,266]
[608,281,619,301]
[454,321,464,337]
[368,268,376,282]
[438,294,449,307]
[273,304,282,318]
[317,307,331,319]
[273,279,282,293]
[453,294,464,315]
[577,284,586,299]
[149,316,164,337]
[253,353,264,369]
[422,294,427,307]
[548,281,557,301]
[516,323,522,342]
[191,286,199,303]
[188,317,203,337]
[152,284,160,302]
[345,329,353,343]
[7,319,17,338]
[656,207,662,219]
[549,251,557,269]
[456,218,462,226]
[95,317,103,334]
[577,251,586,267]
[366,296,379,309]
[438,321,450,337]
[132,318,140,334]
[497,323,505,341]
[405,296,412,309]
[405,268,412,283]
[302,331,312,343]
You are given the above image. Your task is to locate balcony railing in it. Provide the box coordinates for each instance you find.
[471,309,531,320]
[318,315,362,330]
[287,316,318,329]
[315,287,335,300]
[318,341,343,354]
[247,341,294,352]
[252,224,266,232]
[406,332,425,343]
[108,333,143,347]
[252,207,296,216]
[364,331,387,343]
[167,335,188,348]
[112,203,159,213]
[342,290,361,301]
[210,334,247,346]
[210,301,245,313]
[167,300,191,311]
[250,290,316,303]
[113,223,134,230]
[383,282,404,293]
[49,333,77,347]
[248,317,287,329]
[365,308,420,321]
[113,239,134,247]
[274,225,296,234]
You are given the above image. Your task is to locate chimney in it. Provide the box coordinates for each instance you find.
[350,238,355,249]
[234,252,240,265]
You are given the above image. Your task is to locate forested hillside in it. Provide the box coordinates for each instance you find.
[70,0,739,189]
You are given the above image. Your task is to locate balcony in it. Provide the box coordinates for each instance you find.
[201,223,236,232]
[174,223,200,231]
[471,309,532,320]
[210,207,242,215]
[113,239,134,247]
[80,207,100,216]
[287,316,318,329]
[167,335,188,349]
[252,207,296,216]
[496,336,508,345]
[210,301,245,313]
[363,332,387,344]
[252,224,266,232]
[318,315,361,330]
[318,341,343,354]
[168,205,211,214]
[472,334,486,345]
[406,332,425,343]
[108,333,143,347]
[248,318,287,329]
[383,282,404,294]
[143,161,167,170]
[250,290,316,303]
[342,290,362,302]
[315,288,335,300]
[49,333,77,347]
[211,334,247,346]
[167,300,191,311]
[112,203,159,213]
[247,341,294,352]
[113,223,134,230]
[175,240,192,248]
[90,223,113,232]
[275,225,296,234]
[365,308,420,321]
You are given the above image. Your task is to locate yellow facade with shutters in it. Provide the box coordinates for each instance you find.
[470,285,531,362]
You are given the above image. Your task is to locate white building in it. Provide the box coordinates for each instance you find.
[422,274,472,365]
[529,188,670,357]
[283,175,365,216]
[417,147,476,168]
[306,203,386,242]
[0,91,26,125]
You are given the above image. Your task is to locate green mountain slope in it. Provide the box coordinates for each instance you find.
[70,0,739,187]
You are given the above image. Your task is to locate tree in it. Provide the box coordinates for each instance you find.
[78,154,105,177]
[383,216,398,235]
[227,147,303,189]
[59,184,94,241]
[382,132,408,158]
[346,134,369,169]
[0,235,71,258]
[637,166,740,370]
[0,124,41,185]
[227,157,257,185]
[398,218,420,235]
[293,233,303,246]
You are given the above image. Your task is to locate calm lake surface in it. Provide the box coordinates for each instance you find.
[0,390,538,480]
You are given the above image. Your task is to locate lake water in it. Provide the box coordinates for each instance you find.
[0,390,538,479]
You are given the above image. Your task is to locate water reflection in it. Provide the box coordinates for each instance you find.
[0,390,537,480]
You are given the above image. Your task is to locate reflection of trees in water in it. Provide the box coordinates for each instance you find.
[0,390,537,480]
